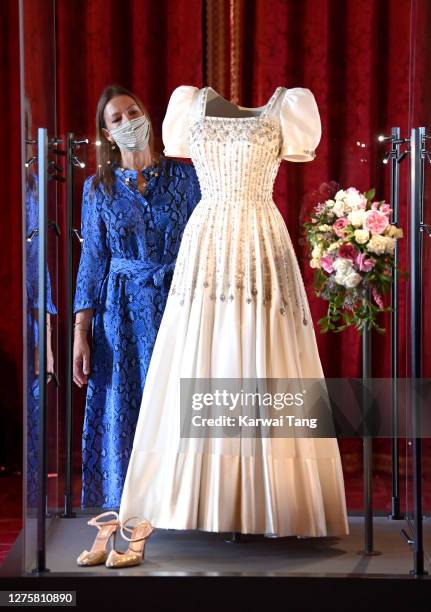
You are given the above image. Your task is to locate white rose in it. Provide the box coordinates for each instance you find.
[354,229,370,244]
[348,210,365,227]
[345,188,367,210]
[366,235,387,255]
[318,224,332,232]
[310,258,321,269]
[343,271,362,288]
[334,260,361,287]
[335,271,350,287]
[333,258,353,275]
[335,190,348,201]
[325,199,335,208]
[312,244,323,258]
[332,200,346,217]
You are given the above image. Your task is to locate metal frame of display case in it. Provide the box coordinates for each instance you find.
[409,127,429,576]
[35,127,49,574]
[61,132,87,520]
[23,126,430,576]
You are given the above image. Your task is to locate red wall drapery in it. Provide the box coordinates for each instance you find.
[0,0,23,470]
[55,0,203,147]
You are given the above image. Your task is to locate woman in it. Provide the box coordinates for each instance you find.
[73,84,201,509]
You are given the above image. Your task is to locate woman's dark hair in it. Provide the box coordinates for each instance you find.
[91,84,161,197]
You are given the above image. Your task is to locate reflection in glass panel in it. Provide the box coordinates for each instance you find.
[20,0,58,573]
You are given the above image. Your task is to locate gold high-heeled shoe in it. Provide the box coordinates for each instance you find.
[105,516,154,568]
[76,511,120,566]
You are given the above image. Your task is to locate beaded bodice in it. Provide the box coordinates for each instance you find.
[168,86,314,326]
[189,87,282,204]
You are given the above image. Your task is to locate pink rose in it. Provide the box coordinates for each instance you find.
[372,287,384,309]
[333,217,349,237]
[320,255,335,273]
[371,201,379,210]
[355,253,376,272]
[379,203,392,217]
[338,243,359,262]
[363,209,389,234]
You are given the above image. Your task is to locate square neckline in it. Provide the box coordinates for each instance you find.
[202,86,283,121]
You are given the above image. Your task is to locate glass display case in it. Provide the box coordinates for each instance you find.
[3,0,431,592]
[20,0,60,575]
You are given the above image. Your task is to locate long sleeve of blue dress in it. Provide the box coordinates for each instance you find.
[74,177,110,313]
[25,177,57,316]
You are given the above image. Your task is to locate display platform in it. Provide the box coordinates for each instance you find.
[2,516,431,578]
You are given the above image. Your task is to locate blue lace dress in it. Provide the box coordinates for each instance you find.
[73,158,201,508]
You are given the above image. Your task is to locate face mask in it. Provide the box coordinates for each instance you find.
[109,114,150,152]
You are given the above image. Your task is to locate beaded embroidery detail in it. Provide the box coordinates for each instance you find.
[168,86,311,326]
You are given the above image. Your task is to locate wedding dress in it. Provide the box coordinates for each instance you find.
[118,85,349,537]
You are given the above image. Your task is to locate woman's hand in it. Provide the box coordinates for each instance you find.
[73,309,93,387]
[73,330,91,387]
[34,314,55,380]
[46,344,54,378]
[47,316,54,378]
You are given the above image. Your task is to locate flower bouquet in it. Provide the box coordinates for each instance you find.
[303,187,404,334]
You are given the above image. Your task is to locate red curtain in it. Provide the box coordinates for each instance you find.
[55,0,203,147]
[0,0,23,471]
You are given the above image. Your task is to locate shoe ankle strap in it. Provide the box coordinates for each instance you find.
[87,510,120,528]
[120,516,153,542]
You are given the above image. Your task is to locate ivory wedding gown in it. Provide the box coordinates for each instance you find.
[118,85,349,537]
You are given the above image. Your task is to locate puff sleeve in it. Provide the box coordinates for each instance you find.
[280,88,322,162]
[162,85,199,158]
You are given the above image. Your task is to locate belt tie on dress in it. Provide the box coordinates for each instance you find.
[109,257,176,288]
